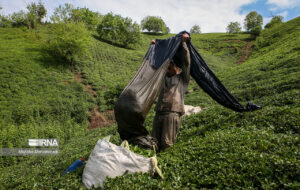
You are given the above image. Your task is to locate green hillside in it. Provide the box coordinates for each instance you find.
[0,27,93,162]
[0,17,299,189]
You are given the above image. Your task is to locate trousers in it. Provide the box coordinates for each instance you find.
[151,112,181,150]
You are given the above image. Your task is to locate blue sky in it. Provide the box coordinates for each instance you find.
[240,0,300,24]
[0,0,299,33]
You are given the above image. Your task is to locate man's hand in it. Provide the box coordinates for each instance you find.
[150,40,156,45]
[182,33,190,43]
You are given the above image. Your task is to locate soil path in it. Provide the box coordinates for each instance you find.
[236,41,253,65]
[74,71,115,130]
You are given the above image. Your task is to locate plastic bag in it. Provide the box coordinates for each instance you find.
[82,139,162,189]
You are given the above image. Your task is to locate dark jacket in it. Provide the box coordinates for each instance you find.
[155,42,191,115]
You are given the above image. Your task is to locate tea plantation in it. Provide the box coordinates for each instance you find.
[0,17,299,189]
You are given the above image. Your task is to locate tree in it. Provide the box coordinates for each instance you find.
[51,3,74,23]
[46,22,92,69]
[141,16,168,33]
[244,11,263,32]
[0,15,11,28]
[36,0,47,24]
[26,2,38,28]
[70,7,102,30]
[25,1,46,28]
[0,6,11,28]
[250,25,262,38]
[97,13,141,48]
[10,11,29,27]
[166,27,170,34]
[226,22,241,34]
[190,25,201,34]
[0,6,11,27]
[265,15,283,29]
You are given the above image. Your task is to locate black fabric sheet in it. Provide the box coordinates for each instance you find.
[151,31,261,112]
[115,31,261,141]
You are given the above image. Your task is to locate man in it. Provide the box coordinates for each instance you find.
[151,33,191,151]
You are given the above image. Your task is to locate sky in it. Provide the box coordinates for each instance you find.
[0,0,299,33]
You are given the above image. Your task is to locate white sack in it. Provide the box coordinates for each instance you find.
[184,105,202,116]
[82,139,155,189]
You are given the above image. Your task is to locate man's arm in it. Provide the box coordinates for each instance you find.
[150,34,191,83]
[181,34,191,84]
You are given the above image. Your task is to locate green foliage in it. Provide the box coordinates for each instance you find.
[36,0,47,24]
[50,3,74,23]
[101,84,124,110]
[97,12,141,48]
[190,33,251,64]
[104,17,299,188]
[250,25,262,38]
[0,27,94,167]
[265,15,284,29]
[70,7,102,30]
[226,21,241,34]
[141,16,168,33]
[103,126,299,189]
[255,17,300,49]
[0,15,12,27]
[50,4,101,30]
[0,17,299,189]
[0,1,46,29]
[46,22,92,63]
[26,1,46,28]
[0,126,120,189]
[10,11,29,27]
[244,11,263,31]
[26,2,38,28]
[190,24,201,34]
[165,26,170,34]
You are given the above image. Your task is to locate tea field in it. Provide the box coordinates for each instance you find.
[0,17,299,189]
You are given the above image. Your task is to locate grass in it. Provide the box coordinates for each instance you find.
[0,26,93,167]
[0,17,299,189]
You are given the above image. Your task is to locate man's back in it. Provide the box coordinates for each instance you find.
[155,72,187,115]
[152,40,191,150]
[155,42,191,116]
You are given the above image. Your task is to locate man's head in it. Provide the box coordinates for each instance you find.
[166,61,180,77]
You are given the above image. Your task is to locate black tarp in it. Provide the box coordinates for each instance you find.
[115,31,261,141]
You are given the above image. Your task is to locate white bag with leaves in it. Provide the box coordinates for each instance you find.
[82,137,163,189]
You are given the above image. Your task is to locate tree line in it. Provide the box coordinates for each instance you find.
[0,2,284,66]
[226,11,284,37]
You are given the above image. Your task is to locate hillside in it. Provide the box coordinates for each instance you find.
[0,17,299,189]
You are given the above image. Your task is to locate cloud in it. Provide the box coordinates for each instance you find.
[269,6,279,12]
[1,0,258,33]
[278,11,289,17]
[263,10,288,27]
[0,0,27,15]
[263,17,272,26]
[267,0,300,9]
[81,0,258,33]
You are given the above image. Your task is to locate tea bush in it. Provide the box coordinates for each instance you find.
[0,17,299,189]
[0,27,93,167]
